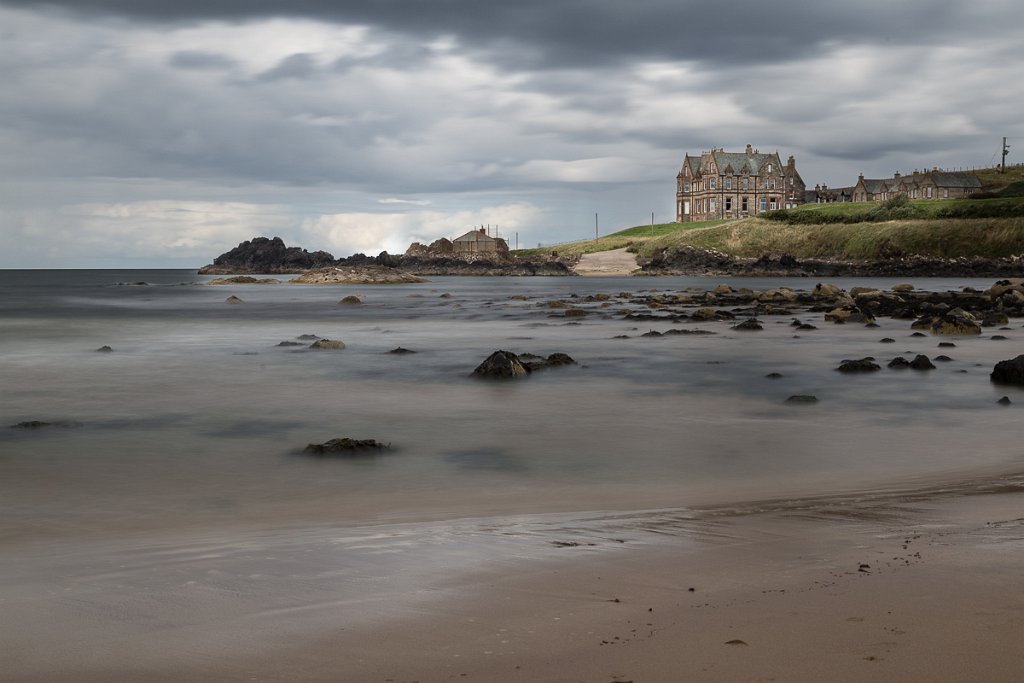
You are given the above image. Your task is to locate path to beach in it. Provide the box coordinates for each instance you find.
[573,247,638,275]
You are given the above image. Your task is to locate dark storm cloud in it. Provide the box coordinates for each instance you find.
[0,0,990,69]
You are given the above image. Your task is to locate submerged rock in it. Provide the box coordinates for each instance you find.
[309,339,346,350]
[225,295,243,304]
[96,345,113,352]
[732,319,763,331]
[837,358,881,373]
[388,347,417,354]
[10,420,82,429]
[785,395,818,403]
[304,438,389,455]
[909,354,936,370]
[338,295,362,305]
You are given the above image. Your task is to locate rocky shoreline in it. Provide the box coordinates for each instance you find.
[640,246,1024,278]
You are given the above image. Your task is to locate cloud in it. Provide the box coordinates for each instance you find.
[301,203,542,255]
[377,198,431,206]
[168,50,236,70]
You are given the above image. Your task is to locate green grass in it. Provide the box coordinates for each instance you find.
[764,194,1024,224]
[511,219,723,258]
[635,216,1024,260]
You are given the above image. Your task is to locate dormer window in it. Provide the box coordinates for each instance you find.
[709,178,716,190]
[767,163,772,173]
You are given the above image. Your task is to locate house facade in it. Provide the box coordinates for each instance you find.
[852,170,981,202]
[452,228,509,255]
[676,145,806,222]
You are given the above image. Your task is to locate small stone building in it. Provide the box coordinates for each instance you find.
[452,228,509,255]
[676,145,806,222]
[852,170,982,202]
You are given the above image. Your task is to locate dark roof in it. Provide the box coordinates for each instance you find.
[453,230,499,243]
[928,171,982,189]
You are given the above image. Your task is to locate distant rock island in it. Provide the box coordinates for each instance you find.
[198,235,575,277]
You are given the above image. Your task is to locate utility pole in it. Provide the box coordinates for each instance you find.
[1002,137,1010,173]
[595,213,599,240]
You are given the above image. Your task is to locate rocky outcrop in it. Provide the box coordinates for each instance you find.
[199,237,336,274]
[837,358,881,373]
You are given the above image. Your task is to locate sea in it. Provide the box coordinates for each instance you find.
[2,269,1023,677]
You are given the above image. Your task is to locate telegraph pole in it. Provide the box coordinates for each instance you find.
[595,213,599,240]
[1002,137,1010,173]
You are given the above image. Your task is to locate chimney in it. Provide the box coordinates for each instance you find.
[893,171,901,180]
[479,228,486,234]
[745,144,753,155]
[787,155,795,166]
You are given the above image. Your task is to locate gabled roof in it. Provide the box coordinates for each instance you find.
[859,178,888,194]
[928,171,982,189]
[453,229,499,243]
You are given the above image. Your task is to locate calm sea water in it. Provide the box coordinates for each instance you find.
[4,269,1024,677]
[2,269,1021,542]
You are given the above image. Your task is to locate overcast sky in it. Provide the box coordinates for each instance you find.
[1,0,1020,267]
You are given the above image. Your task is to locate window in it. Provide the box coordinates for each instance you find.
[725,197,732,211]
[741,178,748,190]
[767,163,772,173]
[710,178,716,190]
[943,188,948,198]
[926,186,933,198]
[790,177,794,186]
[759,197,767,212]
[769,198,777,210]
[725,178,732,190]
[709,199,716,212]
[684,182,690,192]
[741,197,748,212]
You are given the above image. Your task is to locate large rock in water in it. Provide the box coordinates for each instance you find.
[472,350,529,378]
[991,355,1024,385]
[198,237,336,274]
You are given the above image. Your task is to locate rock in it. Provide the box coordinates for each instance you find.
[991,335,1009,341]
[850,287,884,298]
[825,305,874,324]
[304,438,388,455]
[938,341,956,347]
[813,283,842,298]
[732,319,763,331]
[929,308,982,335]
[641,330,663,337]
[892,283,915,292]
[472,350,529,378]
[564,308,588,317]
[786,395,818,403]
[276,341,304,347]
[934,355,953,361]
[837,358,881,373]
[207,276,281,284]
[986,278,1024,299]
[439,293,453,298]
[225,295,243,304]
[880,338,895,343]
[911,332,927,337]
[96,345,113,352]
[990,355,1024,385]
[10,420,82,429]
[797,324,818,330]
[888,357,911,369]
[909,354,936,370]
[297,334,320,340]
[388,347,417,354]
[713,284,733,295]
[765,372,783,378]
[997,396,1013,405]
[309,339,345,349]
[982,312,1009,326]
[521,352,577,371]
[199,236,336,274]
[339,295,362,305]
[292,267,425,284]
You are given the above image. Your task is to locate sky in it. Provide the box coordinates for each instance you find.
[1,0,1021,268]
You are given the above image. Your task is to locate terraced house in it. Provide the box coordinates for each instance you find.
[676,145,806,222]
[851,169,982,202]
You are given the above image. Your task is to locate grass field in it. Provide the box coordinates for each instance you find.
[511,219,724,259]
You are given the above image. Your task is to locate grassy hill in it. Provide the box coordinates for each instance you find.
[514,166,1024,262]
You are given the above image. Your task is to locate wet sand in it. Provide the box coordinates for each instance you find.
[5,482,1023,682]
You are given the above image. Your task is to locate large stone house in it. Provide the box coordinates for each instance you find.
[852,169,981,202]
[676,145,806,222]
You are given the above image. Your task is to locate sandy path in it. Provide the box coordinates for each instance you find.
[573,247,638,275]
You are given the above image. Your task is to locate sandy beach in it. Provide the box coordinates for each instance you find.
[5,479,1023,683]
